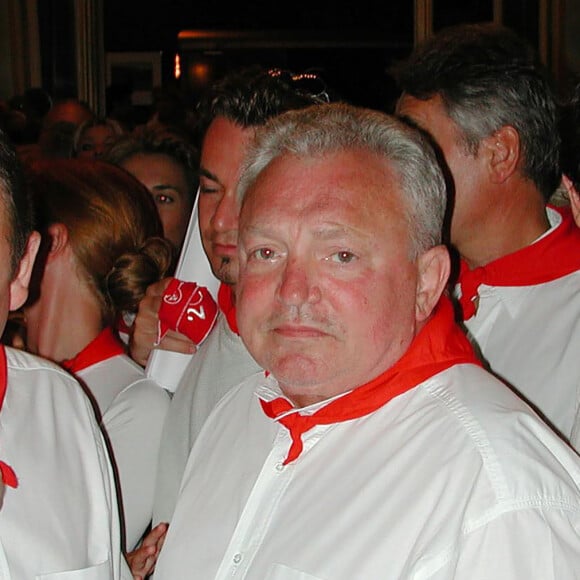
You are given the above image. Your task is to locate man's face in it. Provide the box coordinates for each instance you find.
[237,150,423,407]
[198,117,254,286]
[122,153,193,251]
[396,94,490,251]
[0,200,39,337]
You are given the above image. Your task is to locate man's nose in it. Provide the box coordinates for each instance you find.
[212,191,238,232]
[277,259,321,307]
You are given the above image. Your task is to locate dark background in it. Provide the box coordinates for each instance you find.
[38,1,545,115]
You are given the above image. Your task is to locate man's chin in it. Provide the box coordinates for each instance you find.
[213,262,239,286]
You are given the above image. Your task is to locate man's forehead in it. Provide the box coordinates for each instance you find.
[241,156,405,237]
[200,118,255,185]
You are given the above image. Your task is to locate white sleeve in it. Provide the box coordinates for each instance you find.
[101,379,171,551]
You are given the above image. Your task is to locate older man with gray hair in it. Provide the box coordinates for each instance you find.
[155,103,580,579]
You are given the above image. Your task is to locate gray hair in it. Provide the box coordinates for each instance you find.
[237,103,447,258]
[394,23,560,201]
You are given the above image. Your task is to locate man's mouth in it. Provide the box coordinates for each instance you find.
[273,324,328,338]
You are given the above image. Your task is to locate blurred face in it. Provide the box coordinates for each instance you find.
[122,153,193,251]
[237,150,423,407]
[198,117,254,286]
[76,125,117,159]
[397,94,490,250]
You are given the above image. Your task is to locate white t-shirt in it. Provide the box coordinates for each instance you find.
[155,364,580,579]
[0,346,131,579]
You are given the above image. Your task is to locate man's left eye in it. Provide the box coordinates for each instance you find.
[251,248,276,260]
[327,251,356,264]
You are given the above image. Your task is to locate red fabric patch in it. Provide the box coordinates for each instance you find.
[158,278,218,344]
[0,345,18,487]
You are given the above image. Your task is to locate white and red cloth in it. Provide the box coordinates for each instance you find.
[155,299,580,580]
[456,205,580,448]
[0,345,131,579]
[63,327,170,551]
[157,278,218,345]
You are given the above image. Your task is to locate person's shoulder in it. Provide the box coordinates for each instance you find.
[425,363,580,501]
[5,347,99,421]
[6,346,78,384]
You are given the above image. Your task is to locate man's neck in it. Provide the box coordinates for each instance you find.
[459,188,550,269]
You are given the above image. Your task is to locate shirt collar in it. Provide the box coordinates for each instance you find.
[458,205,580,320]
[0,345,18,488]
[61,327,125,374]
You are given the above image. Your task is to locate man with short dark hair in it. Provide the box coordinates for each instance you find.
[0,129,131,578]
[126,68,328,576]
[396,23,580,449]
[155,102,580,579]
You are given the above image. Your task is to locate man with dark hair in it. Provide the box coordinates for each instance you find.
[127,66,328,576]
[0,130,131,578]
[396,23,580,450]
[106,128,199,252]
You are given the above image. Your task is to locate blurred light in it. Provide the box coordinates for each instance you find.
[189,62,211,85]
[174,53,181,79]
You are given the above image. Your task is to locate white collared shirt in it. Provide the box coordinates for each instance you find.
[0,347,131,579]
[459,207,580,448]
[155,364,580,579]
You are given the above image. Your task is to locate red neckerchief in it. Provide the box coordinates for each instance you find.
[0,345,17,487]
[260,297,481,465]
[61,327,125,374]
[217,283,239,335]
[458,205,580,320]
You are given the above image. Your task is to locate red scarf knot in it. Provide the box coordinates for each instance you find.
[260,297,480,465]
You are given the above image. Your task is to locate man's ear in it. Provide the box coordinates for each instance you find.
[9,231,41,311]
[415,245,450,323]
[562,174,580,228]
[483,126,520,184]
[45,222,69,261]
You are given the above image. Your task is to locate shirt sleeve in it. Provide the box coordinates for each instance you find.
[419,506,580,580]
[101,379,171,551]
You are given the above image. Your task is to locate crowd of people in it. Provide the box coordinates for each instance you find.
[1,21,580,579]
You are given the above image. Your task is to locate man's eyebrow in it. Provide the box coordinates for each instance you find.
[199,166,220,182]
[312,224,368,241]
[243,223,364,240]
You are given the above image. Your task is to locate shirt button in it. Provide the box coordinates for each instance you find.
[233,553,243,564]
[275,462,284,471]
